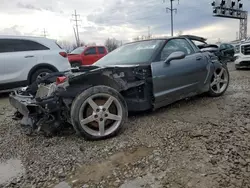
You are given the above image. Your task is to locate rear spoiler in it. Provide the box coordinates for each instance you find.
[180,35,207,43]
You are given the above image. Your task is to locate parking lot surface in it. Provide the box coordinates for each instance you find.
[0,63,250,188]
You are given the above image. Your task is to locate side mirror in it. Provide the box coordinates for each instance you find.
[164,51,186,64]
[84,51,89,55]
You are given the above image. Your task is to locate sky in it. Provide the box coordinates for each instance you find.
[0,0,250,45]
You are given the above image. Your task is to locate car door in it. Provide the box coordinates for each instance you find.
[3,39,38,84]
[151,38,208,108]
[83,47,98,65]
[97,46,107,60]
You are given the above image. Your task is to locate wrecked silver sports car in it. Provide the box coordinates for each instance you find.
[10,35,232,140]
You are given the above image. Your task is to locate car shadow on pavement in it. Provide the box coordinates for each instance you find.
[236,68,250,71]
[0,92,10,98]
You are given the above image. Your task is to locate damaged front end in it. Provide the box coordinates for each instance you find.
[9,73,70,136]
[9,65,152,136]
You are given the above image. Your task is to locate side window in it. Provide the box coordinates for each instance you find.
[0,39,15,53]
[160,39,194,61]
[14,40,49,51]
[98,47,106,54]
[220,44,226,49]
[0,39,49,53]
[85,47,97,55]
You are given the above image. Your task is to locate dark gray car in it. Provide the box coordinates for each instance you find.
[10,36,230,140]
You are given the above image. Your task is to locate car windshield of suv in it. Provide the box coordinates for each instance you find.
[95,40,164,66]
[70,47,85,54]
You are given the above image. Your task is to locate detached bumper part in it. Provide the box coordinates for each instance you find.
[9,92,37,116]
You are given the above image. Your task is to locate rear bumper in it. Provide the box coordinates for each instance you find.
[234,53,250,66]
[9,92,37,116]
[235,61,250,68]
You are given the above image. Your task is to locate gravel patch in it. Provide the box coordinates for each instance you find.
[0,63,250,188]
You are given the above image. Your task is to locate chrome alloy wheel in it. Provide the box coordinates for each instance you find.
[78,93,123,137]
[210,67,229,94]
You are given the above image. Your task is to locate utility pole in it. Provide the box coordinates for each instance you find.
[164,0,179,36]
[73,27,78,47]
[42,28,48,37]
[71,10,81,47]
[148,26,151,39]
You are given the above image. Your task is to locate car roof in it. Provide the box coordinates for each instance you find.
[0,35,60,49]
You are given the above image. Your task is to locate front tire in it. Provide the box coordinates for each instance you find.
[70,85,128,140]
[208,65,229,97]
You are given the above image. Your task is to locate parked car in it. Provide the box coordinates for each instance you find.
[0,35,71,91]
[68,46,108,67]
[234,41,250,69]
[189,36,235,64]
[10,35,230,140]
[218,43,235,62]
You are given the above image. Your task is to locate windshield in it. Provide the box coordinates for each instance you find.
[95,40,164,66]
[70,47,85,54]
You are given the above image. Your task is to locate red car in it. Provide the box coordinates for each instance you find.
[68,46,108,67]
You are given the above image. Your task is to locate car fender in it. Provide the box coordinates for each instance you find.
[213,60,224,70]
[64,67,146,98]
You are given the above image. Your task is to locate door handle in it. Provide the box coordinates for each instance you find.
[196,56,202,61]
[24,55,34,58]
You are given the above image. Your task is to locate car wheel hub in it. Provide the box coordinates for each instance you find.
[79,93,123,137]
[210,67,229,94]
[37,72,50,80]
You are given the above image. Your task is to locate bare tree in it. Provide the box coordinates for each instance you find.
[80,42,86,46]
[104,38,121,52]
[86,42,96,46]
[177,30,183,36]
[57,40,74,53]
[133,36,140,41]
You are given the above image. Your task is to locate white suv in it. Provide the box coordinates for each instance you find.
[234,41,250,69]
[0,35,71,91]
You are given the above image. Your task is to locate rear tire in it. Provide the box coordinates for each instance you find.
[70,85,128,140]
[30,68,54,84]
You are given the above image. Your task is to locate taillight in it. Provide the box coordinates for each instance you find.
[56,76,67,85]
[59,52,67,58]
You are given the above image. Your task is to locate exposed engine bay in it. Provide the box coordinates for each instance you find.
[10,65,153,136]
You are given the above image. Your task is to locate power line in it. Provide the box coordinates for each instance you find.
[71,10,81,47]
